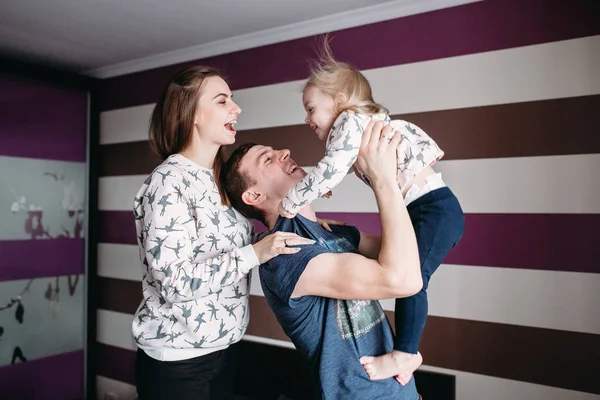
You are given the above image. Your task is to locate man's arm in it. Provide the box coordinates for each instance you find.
[291,121,422,301]
[357,232,381,260]
[291,251,419,300]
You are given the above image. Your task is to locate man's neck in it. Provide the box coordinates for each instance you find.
[264,204,317,231]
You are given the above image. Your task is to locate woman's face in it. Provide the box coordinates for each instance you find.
[194,76,242,146]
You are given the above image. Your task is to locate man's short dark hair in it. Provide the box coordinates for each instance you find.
[220,143,267,225]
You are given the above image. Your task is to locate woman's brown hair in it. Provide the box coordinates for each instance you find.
[149,65,229,205]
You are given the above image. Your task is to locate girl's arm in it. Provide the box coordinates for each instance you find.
[280,111,363,216]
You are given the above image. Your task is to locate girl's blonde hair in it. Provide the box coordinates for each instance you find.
[305,37,388,115]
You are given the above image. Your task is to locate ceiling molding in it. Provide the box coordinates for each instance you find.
[86,0,480,79]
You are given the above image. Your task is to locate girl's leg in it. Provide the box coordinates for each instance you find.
[361,188,464,382]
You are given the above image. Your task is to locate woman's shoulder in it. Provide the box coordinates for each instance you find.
[144,161,186,187]
[148,156,214,187]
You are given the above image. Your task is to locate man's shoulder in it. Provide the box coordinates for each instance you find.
[262,242,328,272]
[259,240,330,303]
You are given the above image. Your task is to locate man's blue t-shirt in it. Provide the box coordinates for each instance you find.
[259,214,419,400]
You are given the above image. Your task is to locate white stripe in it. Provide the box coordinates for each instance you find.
[417,365,600,400]
[429,154,600,214]
[382,265,600,335]
[312,154,600,214]
[249,268,264,297]
[100,36,600,144]
[98,240,600,335]
[100,104,153,145]
[237,36,600,130]
[242,334,296,350]
[97,376,138,400]
[313,153,600,214]
[98,243,143,282]
[98,174,146,211]
[97,309,137,351]
[98,154,600,214]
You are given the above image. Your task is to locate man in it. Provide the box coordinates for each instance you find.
[220,122,422,399]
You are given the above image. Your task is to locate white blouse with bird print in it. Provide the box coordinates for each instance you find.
[132,154,259,361]
[281,111,445,215]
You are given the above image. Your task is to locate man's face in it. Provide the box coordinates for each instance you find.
[240,145,307,203]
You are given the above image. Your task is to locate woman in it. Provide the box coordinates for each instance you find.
[132,66,315,399]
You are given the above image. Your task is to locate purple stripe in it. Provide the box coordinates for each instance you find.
[99,211,137,244]
[100,210,599,273]
[0,75,87,162]
[316,212,600,274]
[444,213,600,274]
[98,0,600,111]
[97,343,136,385]
[0,238,85,281]
[0,350,83,399]
[316,212,381,236]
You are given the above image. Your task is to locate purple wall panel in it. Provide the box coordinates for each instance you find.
[0,74,87,162]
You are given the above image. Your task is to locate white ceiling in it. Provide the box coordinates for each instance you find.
[0,0,478,78]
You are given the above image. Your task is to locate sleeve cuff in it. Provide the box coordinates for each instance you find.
[238,244,260,273]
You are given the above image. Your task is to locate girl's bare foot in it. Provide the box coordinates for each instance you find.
[359,350,422,383]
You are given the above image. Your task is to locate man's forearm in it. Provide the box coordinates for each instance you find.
[372,179,421,291]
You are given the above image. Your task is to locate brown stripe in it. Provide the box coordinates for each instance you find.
[247,295,289,342]
[97,276,142,314]
[96,278,289,340]
[99,95,600,176]
[420,315,600,395]
[400,94,600,161]
[245,296,600,395]
[96,343,136,385]
[99,140,161,176]
[96,279,600,394]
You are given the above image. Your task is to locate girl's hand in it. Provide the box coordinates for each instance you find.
[317,218,346,232]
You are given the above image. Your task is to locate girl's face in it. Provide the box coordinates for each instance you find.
[302,85,338,141]
[194,76,242,146]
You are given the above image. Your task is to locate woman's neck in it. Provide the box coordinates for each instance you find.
[180,141,219,169]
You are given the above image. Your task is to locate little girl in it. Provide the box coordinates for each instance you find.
[278,44,464,384]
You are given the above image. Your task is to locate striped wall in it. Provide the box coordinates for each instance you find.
[95,1,600,399]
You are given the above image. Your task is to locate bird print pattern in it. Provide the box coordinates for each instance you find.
[132,154,258,358]
[282,110,444,215]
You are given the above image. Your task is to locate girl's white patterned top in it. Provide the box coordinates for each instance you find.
[281,111,444,215]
